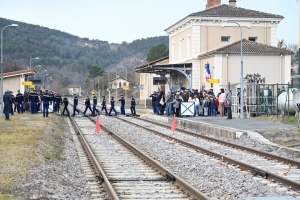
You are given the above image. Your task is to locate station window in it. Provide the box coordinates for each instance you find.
[221,36,230,42]
[248,37,257,42]
[123,82,126,86]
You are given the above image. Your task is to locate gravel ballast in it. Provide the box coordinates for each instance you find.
[100,116,299,199]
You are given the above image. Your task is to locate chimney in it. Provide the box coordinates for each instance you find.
[229,0,237,7]
[206,0,221,9]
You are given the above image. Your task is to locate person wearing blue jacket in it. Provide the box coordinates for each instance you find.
[92,94,100,116]
[3,90,13,120]
[210,96,217,116]
[108,96,117,116]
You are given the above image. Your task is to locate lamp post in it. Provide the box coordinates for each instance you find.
[95,76,101,100]
[43,74,49,87]
[222,20,244,119]
[1,23,18,118]
[141,60,150,109]
[30,57,39,69]
[34,65,41,70]
[120,66,128,108]
[47,76,52,85]
[41,70,47,80]
[103,72,110,100]
[34,65,41,77]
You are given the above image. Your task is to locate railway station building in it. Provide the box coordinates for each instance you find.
[1,68,36,94]
[136,0,292,101]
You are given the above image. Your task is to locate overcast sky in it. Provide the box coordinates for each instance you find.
[1,0,299,44]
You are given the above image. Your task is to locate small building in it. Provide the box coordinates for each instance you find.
[2,68,36,94]
[110,76,130,90]
[68,85,82,97]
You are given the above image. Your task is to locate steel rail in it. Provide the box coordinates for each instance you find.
[116,117,300,191]
[134,117,300,168]
[76,101,300,167]
[69,116,119,200]
[84,114,209,200]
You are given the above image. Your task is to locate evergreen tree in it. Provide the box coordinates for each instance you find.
[146,44,169,62]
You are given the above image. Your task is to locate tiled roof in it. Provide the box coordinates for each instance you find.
[135,56,169,70]
[3,68,35,78]
[165,4,283,31]
[190,4,283,18]
[110,77,130,82]
[198,39,294,58]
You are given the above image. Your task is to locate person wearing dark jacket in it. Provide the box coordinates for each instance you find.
[15,90,24,114]
[83,96,93,116]
[42,90,52,117]
[130,96,136,116]
[61,95,70,116]
[55,94,62,113]
[119,95,125,115]
[157,91,165,115]
[3,90,13,120]
[149,92,157,114]
[100,96,108,115]
[10,91,15,115]
[29,90,39,114]
[92,94,100,115]
[108,96,117,116]
[72,94,80,116]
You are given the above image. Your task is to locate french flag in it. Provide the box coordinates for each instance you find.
[205,63,211,82]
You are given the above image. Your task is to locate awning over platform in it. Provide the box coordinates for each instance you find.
[135,63,192,88]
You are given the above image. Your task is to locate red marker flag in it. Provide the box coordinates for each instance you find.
[95,116,101,133]
[171,114,176,132]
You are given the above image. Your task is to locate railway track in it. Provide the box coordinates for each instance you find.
[109,116,300,192]
[68,113,209,199]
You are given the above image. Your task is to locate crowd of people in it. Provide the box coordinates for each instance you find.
[3,87,139,120]
[149,88,232,119]
[2,88,79,120]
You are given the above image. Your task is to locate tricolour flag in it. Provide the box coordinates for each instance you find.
[205,63,211,82]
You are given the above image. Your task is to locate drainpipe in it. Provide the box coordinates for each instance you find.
[226,54,229,83]
[280,54,282,83]
[265,21,267,44]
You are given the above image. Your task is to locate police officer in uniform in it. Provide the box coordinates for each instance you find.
[83,96,93,116]
[119,95,125,115]
[100,96,108,115]
[42,89,52,117]
[55,93,62,113]
[92,93,100,116]
[10,91,15,115]
[61,95,70,116]
[108,96,117,116]
[72,94,80,116]
[3,90,12,120]
[29,90,39,114]
[15,90,24,114]
[130,95,136,116]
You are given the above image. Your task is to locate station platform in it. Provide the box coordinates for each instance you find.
[135,108,297,149]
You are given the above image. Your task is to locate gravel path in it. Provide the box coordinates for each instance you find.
[100,116,299,199]
[13,117,91,199]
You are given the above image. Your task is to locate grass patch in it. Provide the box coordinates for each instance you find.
[0,194,14,200]
[0,112,64,195]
